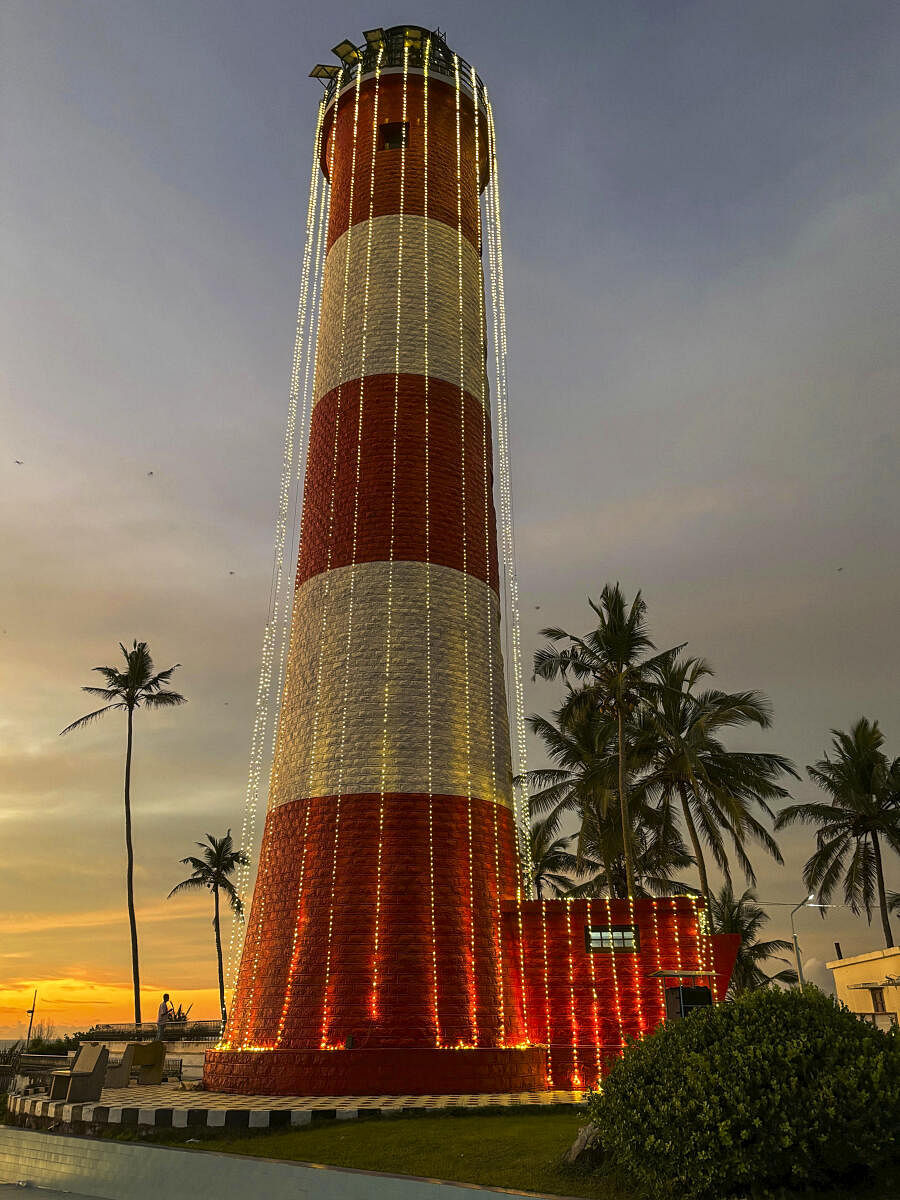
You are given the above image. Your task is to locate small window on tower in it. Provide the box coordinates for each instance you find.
[585,925,639,953]
[380,121,409,151]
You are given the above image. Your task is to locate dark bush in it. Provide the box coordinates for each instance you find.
[585,986,899,1200]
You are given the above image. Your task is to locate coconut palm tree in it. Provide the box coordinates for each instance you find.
[568,795,696,899]
[527,699,692,898]
[61,640,186,1023]
[635,653,796,917]
[528,819,586,898]
[533,584,680,894]
[168,830,248,1024]
[776,719,900,948]
[710,884,798,995]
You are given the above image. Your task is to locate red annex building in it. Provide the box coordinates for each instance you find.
[205,26,738,1097]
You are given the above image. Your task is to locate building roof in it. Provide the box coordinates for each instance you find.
[826,945,900,970]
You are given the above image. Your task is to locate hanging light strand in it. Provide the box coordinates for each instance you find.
[470,62,506,1042]
[225,96,327,1042]
[274,120,333,1048]
[481,96,532,1044]
[453,51,479,1049]
[483,97,532,900]
[319,57,370,1050]
[422,38,442,1046]
[372,41,405,1019]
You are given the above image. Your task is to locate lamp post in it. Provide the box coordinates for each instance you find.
[761,896,844,988]
[790,895,816,986]
[788,896,844,986]
[24,990,36,1051]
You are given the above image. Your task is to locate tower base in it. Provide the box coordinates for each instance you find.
[204,1045,548,1096]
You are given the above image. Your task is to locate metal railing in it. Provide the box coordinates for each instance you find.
[319,26,486,108]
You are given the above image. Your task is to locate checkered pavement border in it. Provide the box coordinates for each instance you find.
[7,1087,584,1131]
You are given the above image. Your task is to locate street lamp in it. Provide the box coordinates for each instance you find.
[25,990,36,1051]
[788,895,844,986]
[790,894,816,986]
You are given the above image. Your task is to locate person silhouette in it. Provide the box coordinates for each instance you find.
[156,993,174,1040]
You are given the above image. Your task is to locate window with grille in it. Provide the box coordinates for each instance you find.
[380,121,408,151]
[585,925,639,953]
[871,987,886,1014]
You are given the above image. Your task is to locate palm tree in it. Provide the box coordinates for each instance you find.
[61,640,186,1022]
[527,699,692,898]
[710,883,797,995]
[168,830,248,1024]
[529,819,585,898]
[569,795,696,899]
[635,654,796,917]
[533,584,680,894]
[776,719,900,948]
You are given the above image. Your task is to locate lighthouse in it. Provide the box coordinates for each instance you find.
[205,26,544,1095]
[205,25,738,1098]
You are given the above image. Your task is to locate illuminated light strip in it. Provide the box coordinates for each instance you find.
[626,893,646,1035]
[670,896,684,976]
[485,99,530,893]
[315,61,366,1050]
[483,98,532,900]
[649,895,664,1027]
[228,97,325,999]
[422,38,441,1047]
[584,901,603,1083]
[692,896,715,998]
[603,896,625,1052]
[372,42,406,1021]
[564,901,581,1087]
[540,901,554,1086]
[274,160,332,1047]
[325,52,383,1045]
[227,98,327,1048]
[481,103,531,1043]
[244,147,332,1054]
[454,52,478,1048]
[470,62,506,1044]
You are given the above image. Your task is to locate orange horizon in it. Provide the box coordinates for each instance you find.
[0,977,223,1040]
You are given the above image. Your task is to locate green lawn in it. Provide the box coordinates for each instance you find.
[146,1110,622,1198]
[127,1110,900,1200]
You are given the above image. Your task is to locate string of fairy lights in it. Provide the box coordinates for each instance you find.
[470,60,507,1041]
[224,96,328,1032]
[273,150,332,1048]
[453,51,480,1049]
[482,96,533,899]
[422,37,442,1046]
[320,54,371,1050]
[373,41,408,1022]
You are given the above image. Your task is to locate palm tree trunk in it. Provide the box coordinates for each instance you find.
[213,883,226,1025]
[123,705,141,1024]
[601,854,613,898]
[871,830,895,948]
[679,785,712,919]
[617,707,635,895]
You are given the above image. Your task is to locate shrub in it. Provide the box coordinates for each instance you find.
[585,986,900,1200]
[27,1030,89,1055]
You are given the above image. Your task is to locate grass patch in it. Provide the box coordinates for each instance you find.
[101,1109,900,1200]
[139,1110,620,1199]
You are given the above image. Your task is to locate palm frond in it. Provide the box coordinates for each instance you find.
[59,704,121,736]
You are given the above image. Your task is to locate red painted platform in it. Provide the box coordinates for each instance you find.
[204,1045,548,1096]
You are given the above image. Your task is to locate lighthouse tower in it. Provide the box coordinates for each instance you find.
[205,26,544,1095]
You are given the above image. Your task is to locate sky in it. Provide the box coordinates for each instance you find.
[2,0,899,1038]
